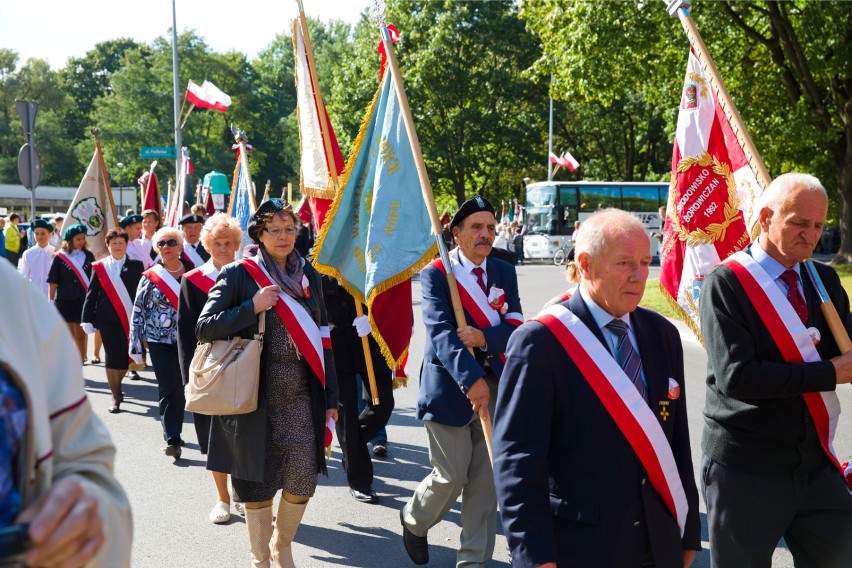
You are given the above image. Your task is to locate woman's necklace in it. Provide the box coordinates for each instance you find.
[164,263,183,273]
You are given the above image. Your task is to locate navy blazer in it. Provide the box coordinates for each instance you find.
[417,251,522,427]
[493,293,700,568]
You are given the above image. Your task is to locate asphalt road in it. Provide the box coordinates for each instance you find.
[80,261,850,567]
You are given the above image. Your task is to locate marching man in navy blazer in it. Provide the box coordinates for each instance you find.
[401,196,524,567]
[493,209,700,568]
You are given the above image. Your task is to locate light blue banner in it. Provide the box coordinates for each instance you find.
[314,72,435,303]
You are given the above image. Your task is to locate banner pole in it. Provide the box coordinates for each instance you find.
[665,0,852,352]
[665,1,771,191]
[379,23,494,462]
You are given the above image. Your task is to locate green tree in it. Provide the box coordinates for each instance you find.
[521,0,852,260]
[351,0,549,206]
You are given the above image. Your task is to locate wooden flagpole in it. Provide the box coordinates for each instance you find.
[92,130,119,231]
[379,23,494,462]
[666,0,852,353]
[297,0,382,405]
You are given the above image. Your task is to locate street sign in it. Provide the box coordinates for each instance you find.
[140,146,176,159]
[17,143,41,191]
[15,100,37,135]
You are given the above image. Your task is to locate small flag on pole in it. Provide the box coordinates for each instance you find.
[185,80,231,112]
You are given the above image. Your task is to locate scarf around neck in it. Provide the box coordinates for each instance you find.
[259,246,306,300]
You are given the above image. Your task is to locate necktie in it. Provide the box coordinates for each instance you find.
[472,267,487,295]
[605,319,647,402]
[780,269,808,325]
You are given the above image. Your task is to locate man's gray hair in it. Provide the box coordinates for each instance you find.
[575,208,647,259]
[760,172,827,215]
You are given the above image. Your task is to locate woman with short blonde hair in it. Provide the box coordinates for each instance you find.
[130,225,192,456]
[178,213,243,524]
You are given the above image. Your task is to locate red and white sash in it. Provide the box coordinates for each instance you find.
[92,260,134,363]
[241,257,327,386]
[182,244,204,268]
[535,304,689,535]
[55,250,90,291]
[184,260,219,295]
[430,253,523,329]
[723,251,843,476]
[143,264,181,310]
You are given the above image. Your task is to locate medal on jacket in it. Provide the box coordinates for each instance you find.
[302,274,311,298]
[807,326,820,346]
[667,378,681,400]
[488,285,507,314]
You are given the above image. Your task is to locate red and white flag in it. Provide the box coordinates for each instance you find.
[659,50,763,337]
[185,80,231,112]
[549,151,579,173]
[139,166,161,219]
[293,17,345,231]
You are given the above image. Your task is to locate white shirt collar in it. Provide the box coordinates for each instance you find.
[456,249,487,274]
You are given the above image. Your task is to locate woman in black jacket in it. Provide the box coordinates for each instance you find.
[81,229,144,413]
[47,223,95,363]
[196,199,337,567]
[177,213,242,524]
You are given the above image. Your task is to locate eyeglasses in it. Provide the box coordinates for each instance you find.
[157,239,180,248]
[264,227,297,238]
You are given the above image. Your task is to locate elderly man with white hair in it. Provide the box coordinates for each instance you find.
[493,208,701,568]
[699,172,852,567]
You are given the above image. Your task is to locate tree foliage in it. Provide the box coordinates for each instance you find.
[1,1,850,253]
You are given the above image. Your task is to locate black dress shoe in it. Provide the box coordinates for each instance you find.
[350,487,379,504]
[108,403,121,414]
[163,444,182,459]
[400,509,428,565]
[130,371,143,380]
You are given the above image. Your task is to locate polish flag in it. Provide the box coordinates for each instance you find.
[185,80,231,112]
[549,151,579,172]
[559,151,579,172]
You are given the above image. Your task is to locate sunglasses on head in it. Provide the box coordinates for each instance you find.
[157,239,180,248]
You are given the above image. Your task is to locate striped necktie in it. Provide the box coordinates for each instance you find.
[605,318,647,402]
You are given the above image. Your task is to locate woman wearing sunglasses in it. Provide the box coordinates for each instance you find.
[177,213,243,524]
[129,226,194,458]
[197,199,338,567]
[81,229,145,413]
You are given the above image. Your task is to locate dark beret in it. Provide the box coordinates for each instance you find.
[450,196,495,230]
[178,213,205,225]
[119,214,143,228]
[31,218,53,232]
[248,198,290,244]
[63,223,88,241]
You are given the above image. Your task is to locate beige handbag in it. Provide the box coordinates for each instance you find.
[186,311,265,415]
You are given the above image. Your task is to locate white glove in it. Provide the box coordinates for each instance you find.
[129,353,144,365]
[81,322,97,335]
[353,315,371,338]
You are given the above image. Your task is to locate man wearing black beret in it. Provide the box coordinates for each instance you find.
[178,213,210,268]
[400,195,524,566]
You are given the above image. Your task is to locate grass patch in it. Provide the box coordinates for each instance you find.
[643,263,852,321]
[641,279,677,319]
